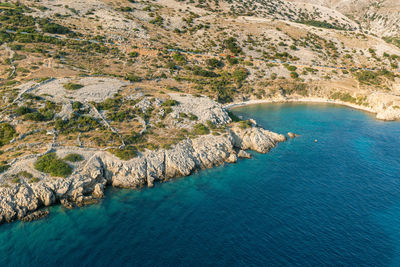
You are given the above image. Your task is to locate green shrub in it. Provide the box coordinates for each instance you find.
[226,56,239,65]
[29,177,40,183]
[238,120,252,129]
[172,53,186,63]
[106,109,136,122]
[193,124,210,135]
[206,58,224,69]
[206,120,216,129]
[224,37,242,55]
[24,111,53,121]
[125,74,142,82]
[96,97,123,111]
[188,113,198,120]
[227,111,240,122]
[41,22,70,34]
[0,123,16,146]
[0,164,10,174]
[128,51,139,57]
[24,112,44,121]
[55,115,101,134]
[330,92,359,104]
[149,15,164,26]
[108,146,137,160]
[290,72,299,78]
[296,20,347,31]
[34,153,72,178]
[72,101,83,111]
[11,177,20,184]
[63,83,84,90]
[18,171,33,178]
[161,99,178,107]
[232,67,249,82]
[15,106,32,116]
[64,153,84,162]
[192,66,219,77]
[162,143,172,150]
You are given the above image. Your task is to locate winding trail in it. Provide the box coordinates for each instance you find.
[87,102,126,148]
[3,44,16,78]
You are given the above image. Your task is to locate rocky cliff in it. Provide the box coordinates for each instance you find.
[0,124,285,224]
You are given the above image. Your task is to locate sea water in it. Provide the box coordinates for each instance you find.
[0,103,399,266]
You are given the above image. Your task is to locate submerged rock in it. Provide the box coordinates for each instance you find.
[20,209,49,222]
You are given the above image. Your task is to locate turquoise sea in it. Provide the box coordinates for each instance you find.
[1,103,400,266]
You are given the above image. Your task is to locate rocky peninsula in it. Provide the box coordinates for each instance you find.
[0,78,286,224]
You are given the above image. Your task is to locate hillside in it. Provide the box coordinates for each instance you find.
[288,0,400,36]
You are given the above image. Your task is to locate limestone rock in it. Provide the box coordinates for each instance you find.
[230,125,286,153]
[33,185,55,206]
[20,209,49,222]
[93,183,104,198]
[169,93,231,125]
[165,141,197,178]
[238,150,252,159]
[226,153,238,163]
[0,122,286,224]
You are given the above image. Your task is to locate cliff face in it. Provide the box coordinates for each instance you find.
[0,125,285,224]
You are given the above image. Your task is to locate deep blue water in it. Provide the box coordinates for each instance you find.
[1,103,400,267]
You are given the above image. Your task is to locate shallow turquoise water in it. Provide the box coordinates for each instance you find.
[1,103,400,266]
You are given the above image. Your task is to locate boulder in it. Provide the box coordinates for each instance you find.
[238,150,252,159]
[288,132,299,138]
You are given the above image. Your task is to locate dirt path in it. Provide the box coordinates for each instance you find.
[3,44,16,78]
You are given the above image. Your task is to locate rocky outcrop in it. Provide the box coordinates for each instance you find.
[367,92,400,121]
[288,132,299,138]
[0,125,285,224]
[169,93,231,125]
[20,210,49,222]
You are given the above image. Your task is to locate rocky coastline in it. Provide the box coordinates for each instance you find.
[0,121,286,224]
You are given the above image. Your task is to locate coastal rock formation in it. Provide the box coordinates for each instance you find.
[0,124,285,224]
[288,132,299,138]
[367,93,400,121]
[238,150,252,159]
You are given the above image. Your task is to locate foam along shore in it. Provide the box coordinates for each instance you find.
[225,94,400,121]
[0,94,286,224]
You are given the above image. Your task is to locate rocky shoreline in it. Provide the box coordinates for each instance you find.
[2,88,398,224]
[0,124,286,224]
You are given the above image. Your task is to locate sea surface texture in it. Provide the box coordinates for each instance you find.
[1,103,399,266]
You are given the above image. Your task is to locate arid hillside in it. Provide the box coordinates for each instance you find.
[288,0,400,36]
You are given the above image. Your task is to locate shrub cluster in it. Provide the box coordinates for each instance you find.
[108,146,138,160]
[193,124,210,135]
[64,153,84,162]
[34,153,72,178]
[63,83,84,90]
[0,123,16,146]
